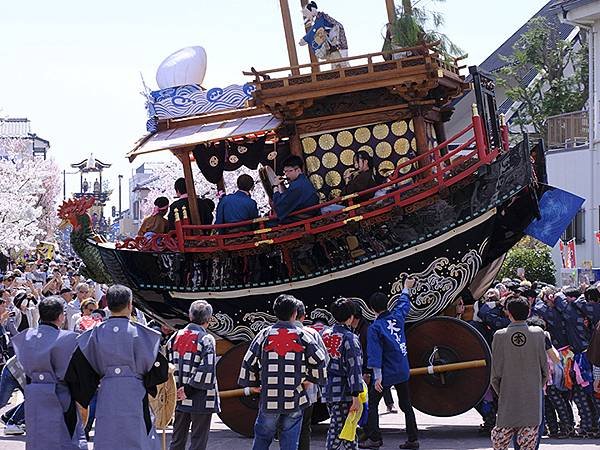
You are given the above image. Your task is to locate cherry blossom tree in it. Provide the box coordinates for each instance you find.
[0,137,61,253]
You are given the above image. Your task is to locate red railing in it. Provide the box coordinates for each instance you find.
[118,109,501,253]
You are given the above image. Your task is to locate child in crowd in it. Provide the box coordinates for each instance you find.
[322,297,364,450]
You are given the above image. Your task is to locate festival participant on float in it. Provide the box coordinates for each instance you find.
[322,297,364,450]
[215,174,259,228]
[295,301,328,450]
[65,284,168,450]
[138,197,170,237]
[167,300,220,450]
[363,279,419,450]
[11,296,87,449]
[238,294,327,450]
[168,177,215,230]
[272,156,319,223]
[342,151,379,201]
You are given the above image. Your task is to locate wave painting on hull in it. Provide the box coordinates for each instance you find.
[146,83,255,129]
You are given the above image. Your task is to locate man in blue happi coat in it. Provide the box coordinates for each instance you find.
[12,296,87,450]
[362,278,419,449]
[215,174,259,229]
[65,285,169,450]
[272,155,319,223]
[167,300,220,450]
[322,297,363,450]
[238,294,327,450]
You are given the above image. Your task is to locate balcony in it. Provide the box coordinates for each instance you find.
[546,110,589,149]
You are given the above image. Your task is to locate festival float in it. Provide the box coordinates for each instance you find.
[59,0,559,436]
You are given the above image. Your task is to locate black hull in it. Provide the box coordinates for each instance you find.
[93,143,538,339]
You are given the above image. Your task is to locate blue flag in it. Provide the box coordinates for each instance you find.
[525,187,585,246]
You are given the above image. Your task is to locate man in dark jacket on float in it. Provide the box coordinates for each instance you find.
[272,155,319,223]
[168,177,215,229]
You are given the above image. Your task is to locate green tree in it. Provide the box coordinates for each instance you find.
[498,237,556,285]
[386,0,463,57]
[498,17,589,136]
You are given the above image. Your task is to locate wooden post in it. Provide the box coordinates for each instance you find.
[413,114,429,157]
[385,0,396,25]
[279,0,301,75]
[290,132,303,157]
[179,149,202,226]
[300,0,320,72]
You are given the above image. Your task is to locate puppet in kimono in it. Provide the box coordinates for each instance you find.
[65,285,168,450]
[167,300,220,450]
[11,297,87,450]
[299,1,349,68]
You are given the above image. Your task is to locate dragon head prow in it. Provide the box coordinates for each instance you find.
[58,197,96,231]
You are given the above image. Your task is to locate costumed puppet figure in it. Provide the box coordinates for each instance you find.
[299,1,349,69]
[11,296,87,450]
[65,285,169,450]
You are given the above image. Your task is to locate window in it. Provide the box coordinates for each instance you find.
[562,208,585,244]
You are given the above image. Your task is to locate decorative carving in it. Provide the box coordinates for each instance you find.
[117,232,179,252]
[301,88,407,119]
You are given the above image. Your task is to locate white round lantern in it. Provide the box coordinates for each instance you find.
[156,46,207,90]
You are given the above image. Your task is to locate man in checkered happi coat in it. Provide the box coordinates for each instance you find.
[167,300,220,450]
[238,294,327,450]
[322,298,364,450]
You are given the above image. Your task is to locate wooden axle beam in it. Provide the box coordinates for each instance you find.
[217,359,487,399]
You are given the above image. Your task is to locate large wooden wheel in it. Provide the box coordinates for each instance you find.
[216,342,258,437]
[406,317,492,417]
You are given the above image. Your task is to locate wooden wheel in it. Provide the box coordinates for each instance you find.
[406,317,492,417]
[216,342,258,437]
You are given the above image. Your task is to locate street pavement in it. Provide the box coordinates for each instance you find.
[1,398,598,450]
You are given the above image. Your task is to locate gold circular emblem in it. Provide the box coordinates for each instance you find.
[358,145,373,156]
[267,150,277,161]
[336,130,354,147]
[330,189,342,199]
[305,155,321,173]
[373,124,390,140]
[378,160,395,176]
[411,137,417,151]
[391,121,408,136]
[237,145,248,154]
[209,156,219,167]
[325,170,342,187]
[318,134,335,151]
[408,119,415,132]
[375,141,392,159]
[354,127,371,144]
[229,155,239,164]
[394,138,410,155]
[397,157,412,174]
[322,152,339,169]
[309,173,324,189]
[302,137,317,154]
[340,149,355,166]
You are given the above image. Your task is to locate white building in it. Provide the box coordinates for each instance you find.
[118,162,165,236]
[546,0,600,277]
[0,117,50,159]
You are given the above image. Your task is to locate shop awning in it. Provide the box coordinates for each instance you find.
[127,113,281,161]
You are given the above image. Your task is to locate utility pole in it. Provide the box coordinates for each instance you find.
[118,174,123,217]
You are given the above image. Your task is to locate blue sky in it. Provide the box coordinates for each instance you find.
[0,0,549,209]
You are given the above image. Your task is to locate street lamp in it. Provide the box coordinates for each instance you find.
[118,174,123,217]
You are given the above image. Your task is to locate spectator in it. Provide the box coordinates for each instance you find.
[12,292,39,332]
[490,296,548,450]
[73,299,101,333]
